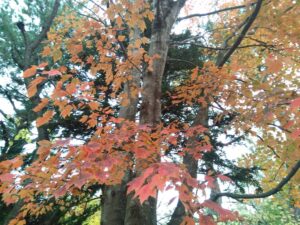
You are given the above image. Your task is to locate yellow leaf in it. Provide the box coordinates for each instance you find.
[53,49,62,62]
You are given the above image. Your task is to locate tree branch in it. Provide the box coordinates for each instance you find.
[216,0,263,67]
[171,42,274,50]
[211,160,300,201]
[177,2,257,22]
[28,0,60,52]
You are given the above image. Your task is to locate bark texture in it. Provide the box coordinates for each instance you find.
[124,1,186,225]
[101,26,140,225]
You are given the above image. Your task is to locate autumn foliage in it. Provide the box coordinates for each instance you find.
[1,0,300,225]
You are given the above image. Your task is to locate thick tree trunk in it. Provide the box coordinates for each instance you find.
[124,1,186,225]
[101,172,132,225]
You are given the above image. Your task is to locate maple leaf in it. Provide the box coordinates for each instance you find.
[42,46,51,56]
[291,129,300,139]
[53,186,67,199]
[218,174,232,182]
[60,105,73,118]
[202,200,238,221]
[118,35,126,41]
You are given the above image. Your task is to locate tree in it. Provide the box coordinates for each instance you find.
[0,1,100,224]
[0,0,300,225]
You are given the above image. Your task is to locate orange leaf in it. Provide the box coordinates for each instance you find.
[60,105,73,118]
[42,46,51,57]
[89,101,99,110]
[118,35,126,41]
[16,220,26,225]
[191,67,199,81]
[38,62,48,68]
[23,66,37,78]
[36,110,55,127]
[33,98,49,112]
[265,55,282,73]
[27,85,37,98]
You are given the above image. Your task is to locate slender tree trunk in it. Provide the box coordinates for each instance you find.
[100,77,139,225]
[3,2,60,225]
[101,26,141,225]
[167,106,208,225]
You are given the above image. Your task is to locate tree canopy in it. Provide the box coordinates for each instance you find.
[0,0,300,225]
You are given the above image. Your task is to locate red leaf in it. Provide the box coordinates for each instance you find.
[291,129,300,139]
[53,186,67,198]
[218,174,232,182]
[47,69,62,76]
[181,216,195,225]
[136,183,156,203]
[290,97,300,110]
[205,175,215,188]
[199,215,215,225]
[0,173,14,183]
[202,200,238,221]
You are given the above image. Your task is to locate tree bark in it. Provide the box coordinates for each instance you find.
[101,26,140,225]
[124,1,186,224]
[167,106,208,225]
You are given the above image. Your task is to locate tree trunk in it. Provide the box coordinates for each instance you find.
[167,106,208,225]
[101,26,140,225]
[124,1,186,224]
[3,2,60,225]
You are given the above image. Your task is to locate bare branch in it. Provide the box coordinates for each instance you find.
[171,42,274,50]
[28,0,60,52]
[177,2,257,22]
[216,0,263,67]
[167,57,198,67]
[211,160,300,201]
